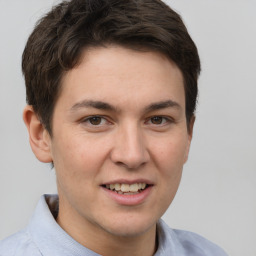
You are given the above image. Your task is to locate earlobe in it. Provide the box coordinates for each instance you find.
[23,105,53,163]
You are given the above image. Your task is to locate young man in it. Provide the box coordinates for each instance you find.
[0,0,227,255]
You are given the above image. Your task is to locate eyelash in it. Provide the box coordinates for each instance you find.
[81,116,110,126]
[146,116,173,126]
[81,115,173,127]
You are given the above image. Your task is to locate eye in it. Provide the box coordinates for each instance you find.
[88,116,103,125]
[79,115,113,132]
[82,116,108,126]
[148,116,170,125]
[150,116,165,125]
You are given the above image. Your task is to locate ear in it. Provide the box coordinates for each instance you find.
[183,115,195,163]
[23,105,53,163]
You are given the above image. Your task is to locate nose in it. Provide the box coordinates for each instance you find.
[110,124,150,169]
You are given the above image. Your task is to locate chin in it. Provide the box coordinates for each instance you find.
[100,214,157,238]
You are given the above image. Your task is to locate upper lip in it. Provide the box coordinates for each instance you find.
[102,179,154,186]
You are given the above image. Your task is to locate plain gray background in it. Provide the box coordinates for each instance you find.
[0,1,255,255]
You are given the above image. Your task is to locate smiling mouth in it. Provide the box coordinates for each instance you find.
[102,183,150,195]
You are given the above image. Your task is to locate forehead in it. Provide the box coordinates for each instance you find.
[57,45,185,113]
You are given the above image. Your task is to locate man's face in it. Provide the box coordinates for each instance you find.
[48,46,193,238]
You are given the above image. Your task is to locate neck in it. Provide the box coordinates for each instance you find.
[89,228,157,256]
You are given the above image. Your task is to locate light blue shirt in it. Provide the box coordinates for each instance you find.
[0,195,228,255]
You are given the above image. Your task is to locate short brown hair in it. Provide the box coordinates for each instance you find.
[22,0,200,134]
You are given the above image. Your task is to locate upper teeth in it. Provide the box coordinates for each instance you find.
[106,183,146,192]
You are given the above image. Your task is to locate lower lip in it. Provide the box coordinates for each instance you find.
[101,186,153,206]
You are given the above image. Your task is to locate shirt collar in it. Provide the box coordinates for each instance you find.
[28,194,100,256]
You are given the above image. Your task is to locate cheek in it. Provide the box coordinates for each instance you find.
[150,138,187,218]
[154,136,189,168]
[52,133,110,181]
[52,139,99,202]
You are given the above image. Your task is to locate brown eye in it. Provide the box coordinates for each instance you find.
[151,116,163,124]
[89,116,102,125]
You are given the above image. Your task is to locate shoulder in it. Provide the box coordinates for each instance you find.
[0,229,41,256]
[157,220,228,256]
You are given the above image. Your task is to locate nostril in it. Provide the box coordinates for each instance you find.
[110,134,150,169]
[114,159,148,170]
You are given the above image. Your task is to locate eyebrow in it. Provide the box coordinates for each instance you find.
[144,100,181,112]
[70,100,116,112]
[70,99,181,113]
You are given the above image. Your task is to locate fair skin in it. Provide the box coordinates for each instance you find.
[23,45,194,256]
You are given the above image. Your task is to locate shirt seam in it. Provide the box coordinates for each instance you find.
[24,228,44,256]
